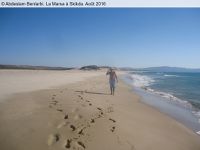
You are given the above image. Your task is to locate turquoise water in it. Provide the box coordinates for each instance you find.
[132,72,200,109]
[123,71,200,134]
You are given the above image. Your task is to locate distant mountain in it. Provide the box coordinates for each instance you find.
[142,66,200,72]
[0,64,74,70]
[120,66,200,72]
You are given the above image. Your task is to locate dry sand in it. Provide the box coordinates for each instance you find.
[0,69,105,101]
[0,70,200,150]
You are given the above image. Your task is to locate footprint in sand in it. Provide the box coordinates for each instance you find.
[96,107,104,116]
[70,124,76,131]
[77,141,86,149]
[78,129,84,135]
[64,139,86,149]
[90,119,95,123]
[110,126,116,132]
[47,133,60,146]
[77,127,86,135]
[64,139,72,149]
[64,114,68,119]
[52,94,57,99]
[49,100,58,108]
[97,114,102,118]
[78,95,83,100]
[51,100,58,105]
[109,118,116,123]
[97,107,102,111]
[57,109,63,112]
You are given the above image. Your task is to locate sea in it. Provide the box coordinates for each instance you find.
[122,71,200,135]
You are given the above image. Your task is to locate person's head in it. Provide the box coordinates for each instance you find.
[110,68,114,72]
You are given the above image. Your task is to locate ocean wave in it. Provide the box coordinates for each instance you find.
[126,73,200,130]
[130,74,154,88]
[128,73,198,115]
[196,131,200,135]
[193,111,200,118]
[144,87,193,109]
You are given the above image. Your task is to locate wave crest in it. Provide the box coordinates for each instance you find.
[130,74,154,87]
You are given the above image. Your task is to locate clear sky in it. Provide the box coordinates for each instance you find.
[0,8,200,68]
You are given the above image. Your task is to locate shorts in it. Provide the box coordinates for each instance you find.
[109,79,116,88]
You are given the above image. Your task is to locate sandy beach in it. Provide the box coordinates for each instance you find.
[0,69,106,101]
[0,70,200,150]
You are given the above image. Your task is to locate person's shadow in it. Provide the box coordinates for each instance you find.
[75,90,110,95]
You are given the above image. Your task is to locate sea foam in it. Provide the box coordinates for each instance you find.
[164,74,179,77]
[129,73,193,109]
[130,74,154,87]
[126,72,200,133]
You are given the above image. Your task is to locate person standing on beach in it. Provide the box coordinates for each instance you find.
[106,68,118,95]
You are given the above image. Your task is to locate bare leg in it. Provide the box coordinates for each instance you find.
[111,87,113,95]
[110,81,115,95]
[113,87,115,96]
[110,86,112,95]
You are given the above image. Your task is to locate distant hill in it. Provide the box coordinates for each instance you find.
[0,64,74,70]
[99,66,111,69]
[80,65,100,70]
[120,66,200,72]
[99,66,119,70]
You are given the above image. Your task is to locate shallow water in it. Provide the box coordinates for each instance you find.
[122,74,200,135]
[129,71,200,109]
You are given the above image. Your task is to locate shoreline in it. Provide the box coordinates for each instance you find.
[135,87,200,134]
[121,73,200,135]
[0,70,200,150]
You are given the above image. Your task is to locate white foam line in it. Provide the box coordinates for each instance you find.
[129,73,197,114]
[130,74,154,87]
[196,131,200,135]
[164,74,179,77]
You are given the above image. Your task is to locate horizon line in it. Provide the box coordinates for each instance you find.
[0,63,200,69]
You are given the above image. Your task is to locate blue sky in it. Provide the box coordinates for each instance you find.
[0,8,200,68]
